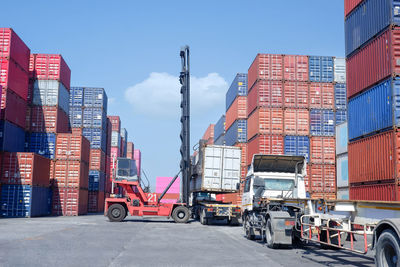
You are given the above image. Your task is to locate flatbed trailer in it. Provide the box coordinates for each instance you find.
[192,200,241,225]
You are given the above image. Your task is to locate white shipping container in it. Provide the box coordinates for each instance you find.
[33,80,70,114]
[111,131,121,147]
[191,145,241,193]
[336,187,349,200]
[336,153,349,188]
[336,122,348,155]
[334,57,346,83]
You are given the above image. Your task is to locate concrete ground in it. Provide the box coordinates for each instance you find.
[0,215,375,267]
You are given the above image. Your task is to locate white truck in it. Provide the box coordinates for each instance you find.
[242,154,400,266]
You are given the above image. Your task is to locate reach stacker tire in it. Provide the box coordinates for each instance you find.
[172,206,190,223]
[107,204,126,222]
[375,229,400,267]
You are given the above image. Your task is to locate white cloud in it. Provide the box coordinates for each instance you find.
[125,72,228,119]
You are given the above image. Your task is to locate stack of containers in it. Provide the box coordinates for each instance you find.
[336,122,349,199]
[155,177,180,203]
[120,128,128,157]
[105,117,112,194]
[126,142,134,159]
[202,124,215,145]
[345,0,400,201]
[214,115,225,145]
[108,116,121,188]
[133,149,141,178]
[0,28,30,152]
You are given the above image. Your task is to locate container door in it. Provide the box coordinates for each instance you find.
[203,146,223,190]
[221,147,241,191]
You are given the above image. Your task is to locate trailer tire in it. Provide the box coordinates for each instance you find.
[265,218,278,249]
[375,229,400,267]
[172,206,190,223]
[228,217,240,226]
[107,204,126,222]
[244,215,255,240]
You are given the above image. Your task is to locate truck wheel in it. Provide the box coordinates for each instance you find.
[107,204,126,222]
[228,217,240,226]
[200,210,208,225]
[375,229,400,267]
[244,215,255,240]
[172,206,190,223]
[265,218,278,249]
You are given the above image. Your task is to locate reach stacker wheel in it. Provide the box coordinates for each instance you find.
[107,204,126,222]
[375,229,400,267]
[172,206,190,223]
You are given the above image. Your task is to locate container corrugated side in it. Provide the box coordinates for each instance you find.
[202,124,214,144]
[69,107,83,128]
[337,153,349,188]
[308,164,336,194]
[350,183,400,201]
[226,73,247,111]
[248,54,284,89]
[88,170,105,191]
[309,83,334,109]
[88,191,105,213]
[284,136,310,161]
[89,149,106,172]
[32,80,70,114]
[1,88,27,129]
[83,87,108,111]
[69,87,84,107]
[83,107,107,129]
[25,132,56,159]
[310,109,335,136]
[310,137,335,164]
[30,106,69,133]
[107,116,121,132]
[283,81,309,109]
[0,57,29,101]
[214,115,225,141]
[283,109,309,136]
[247,108,284,140]
[344,0,364,17]
[53,160,89,189]
[283,55,308,81]
[334,57,346,83]
[52,187,88,216]
[0,120,25,152]
[336,122,348,155]
[82,127,107,152]
[308,56,334,82]
[247,80,283,116]
[335,83,347,110]
[225,96,247,131]
[55,133,90,163]
[214,134,225,145]
[225,120,247,146]
[246,134,284,166]
[0,28,30,72]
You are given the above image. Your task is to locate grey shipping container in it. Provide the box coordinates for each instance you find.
[336,187,349,200]
[334,57,346,83]
[336,153,349,188]
[33,80,70,115]
[336,122,348,155]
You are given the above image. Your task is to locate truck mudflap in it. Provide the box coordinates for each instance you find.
[266,211,295,246]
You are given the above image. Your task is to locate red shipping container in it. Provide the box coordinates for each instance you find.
[247,107,284,140]
[225,96,247,130]
[310,137,335,164]
[107,115,121,132]
[106,117,112,156]
[111,146,120,160]
[283,109,309,135]
[89,149,106,172]
[49,160,55,184]
[350,183,400,201]
[0,28,30,72]
[247,80,283,116]
[1,152,50,187]
[247,134,284,166]
[0,57,29,100]
[346,27,400,99]
[309,83,334,109]
[202,124,215,145]
[283,81,309,108]
[235,143,247,168]
[56,133,90,163]
[52,187,88,216]
[53,160,89,189]
[348,130,400,184]
[344,0,363,17]
[29,106,69,133]
[309,164,336,193]
[127,142,134,159]
[248,54,284,89]
[25,106,31,131]
[88,191,105,213]
[30,54,71,90]
[222,192,241,204]
[283,55,309,81]
[0,88,27,129]
[309,192,336,200]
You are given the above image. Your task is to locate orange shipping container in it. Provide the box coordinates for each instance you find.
[310,137,335,164]
[247,134,284,166]
[350,183,400,201]
[309,83,334,109]
[283,109,309,135]
[248,54,284,89]
[202,124,215,145]
[309,192,336,200]
[247,80,283,116]
[53,160,89,189]
[283,81,309,108]
[89,149,106,172]
[283,55,309,81]
[309,164,336,193]
[55,133,90,163]
[247,108,284,140]
[225,96,247,130]
[52,187,88,216]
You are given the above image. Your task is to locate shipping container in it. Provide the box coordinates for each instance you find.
[334,83,347,110]
[344,0,364,17]
[308,164,336,193]
[348,129,400,184]
[52,187,88,216]
[246,134,284,166]
[247,80,283,116]
[225,120,247,146]
[56,133,90,163]
[88,191,105,213]
[1,88,27,128]
[283,109,309,136]
[309,56,334,82]
[69,107,83,128]
[226,73,247,111]
[247,108,284,140]
[309,83,335,109]
[350,183,400,201]
[310,137,335,164]
[83,107,107,129]
[111,147,120,160]
[83,87,107,111]
[248,54,283,89]
[336,122,348,155]
[25,105,31,131]
[284,136,310,161]
[225,96,247,130]
[29,106,69,133]
[0,28,30,72]
[133,149,141,177]
[108,116,121,132]
[0,120,25,152]
[89,149,106,172]
[345,0,400,57]
[82,127,107,151]
[336,110,347,125]
[202,124,214,145]
[337,187,349,200]
[283,55,308,81]
[214,134,225,145]
[1,152,50,187]
[111,131,121,147]
[49,160,55,184]
[69,87,84,107]
[30,54,71,89]
[126,142,134,159]
[334,57,346,83]
[32,80,69,115]
[53,160,89,189]
[0,57,29,100]
[0,185,51,217]
[283,81,309,109]
[214,115,225,141]
[25,132,56,159]
[106,118,112,156]
[235,143,247,174]
[310,109,335,136]
[155,177,180,194]
[88,170,105,191]
[309,192,336,200]
[121,128,128,142]
[337,153,349,188]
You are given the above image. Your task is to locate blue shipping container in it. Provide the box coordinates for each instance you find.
[214,115,225,141]
[70,87,84,107]
[284,136,310,161]
[83,87,108,112]
[345,0,400,57]
[309,56,334,82]
[83,107,107,129]
[25,133,56,159]
[310,109,335,136]
[225,120,247,146]
[214,134,225,146]
[226,73,247,111]
[336,110,347,125]
[69,107,83,128]
[0,120,25,152]
[89,170,106,191]
[0,185,51,217]
[335,83,347,110]
[83,127,107,151]
[348,77,400,140]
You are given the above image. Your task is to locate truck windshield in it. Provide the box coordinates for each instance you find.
[263,179,294,191]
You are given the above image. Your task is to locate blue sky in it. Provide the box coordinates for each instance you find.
[2,1,345,190]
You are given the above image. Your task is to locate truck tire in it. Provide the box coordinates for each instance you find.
[107,204,126,222]
[375,229,400,267]
[244,215,255,240]
[172,206,190,223]
[228,217,240,226]
[200,209,208,225]
[265,218,278,249]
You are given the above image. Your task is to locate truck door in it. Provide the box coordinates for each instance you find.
[241,177,252,211]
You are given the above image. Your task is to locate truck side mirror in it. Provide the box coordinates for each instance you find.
[236,183,240,190]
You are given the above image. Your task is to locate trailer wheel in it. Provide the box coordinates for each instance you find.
[244,215,255,240]
[107,204,126,222]
[375,229,400,267]
[228,217,240,226]
[265,218,278,249]
[172,206,190,223]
